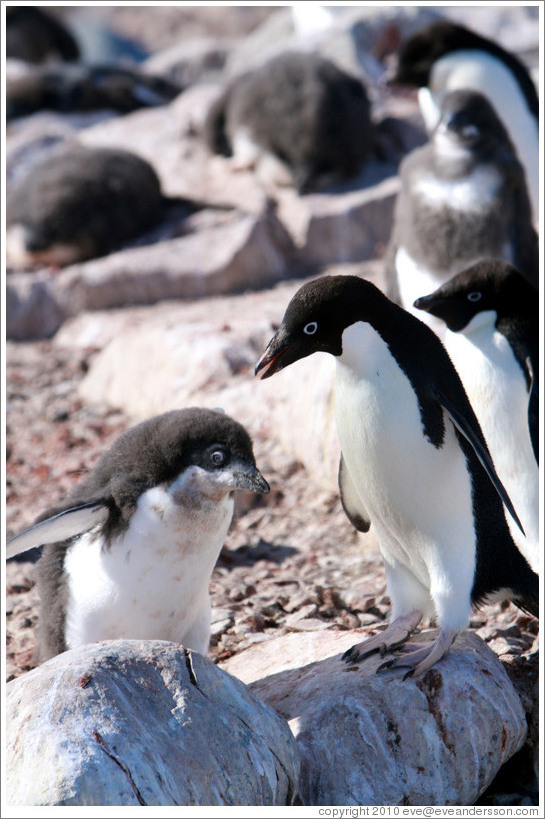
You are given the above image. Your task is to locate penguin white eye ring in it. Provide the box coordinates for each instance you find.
[304,321,318,335]
[467,291,482,302]
[210,448,227,466]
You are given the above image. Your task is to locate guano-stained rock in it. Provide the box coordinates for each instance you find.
[221,629,527,806]
[5,640,299,807]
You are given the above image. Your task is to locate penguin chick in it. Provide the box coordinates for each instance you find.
[385,89,538,333]
[6,6,80,64]
[6,408,269,661]
[204,50,374,194]
[6,144,201,267]
[255,275,537,678]
[6,61,182,121]
[414,260,539,573]
[387,20,539,223]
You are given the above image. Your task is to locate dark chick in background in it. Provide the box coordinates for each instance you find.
[256,275,538,678]
[204,50,375,194]
[7,408,269,661]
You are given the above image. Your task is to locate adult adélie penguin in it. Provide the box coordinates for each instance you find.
[414,259,539,575]
[255,275,538,678]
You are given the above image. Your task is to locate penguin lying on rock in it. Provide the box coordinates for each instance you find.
[6,144,212,267]
[6,408,269,661]
[415,260,539,574]
[385,89,538,332]
[6,60,182,120]
[204,50,375,194]
[387,19,539,223]
[255,275,538,679]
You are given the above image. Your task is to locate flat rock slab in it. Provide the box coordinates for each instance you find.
[5,640,299,807]
[221,629,527,806]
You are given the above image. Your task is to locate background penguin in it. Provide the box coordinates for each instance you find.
[414,260,539,574]
[204,50,375,194]
[6,408,269,661]
[6,61,182,120]
[387,20,539,223]
[255,274,538,678]
[6,144,210,267]
[384,88,538,335]
[6,6,81,64]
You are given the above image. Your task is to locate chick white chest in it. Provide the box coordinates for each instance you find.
[63,479,234,654]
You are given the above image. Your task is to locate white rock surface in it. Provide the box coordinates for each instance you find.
[74,271,385,490]
[221,629,527,806]
[5,640,299,807]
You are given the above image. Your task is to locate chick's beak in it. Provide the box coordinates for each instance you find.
[232,461,270,494]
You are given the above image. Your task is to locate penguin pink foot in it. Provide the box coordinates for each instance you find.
[377,628,457,679]
[342,610,423,663]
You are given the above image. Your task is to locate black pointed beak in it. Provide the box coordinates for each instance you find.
[413,293,446,317]
[254,332,292,380]
[233,461,270,494]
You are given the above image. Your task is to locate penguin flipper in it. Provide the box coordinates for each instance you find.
[6,502,109,560]
[436,390,525,535]
[338,454,370,532]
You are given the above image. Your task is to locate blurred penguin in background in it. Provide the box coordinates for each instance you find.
[387,20,539,224]
[204,50,375,194]
[385,89,538,335]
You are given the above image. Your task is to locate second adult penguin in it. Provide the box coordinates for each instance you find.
[415,259,539,574]
[255,275,538,678]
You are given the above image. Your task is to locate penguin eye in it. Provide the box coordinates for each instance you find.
[303,321,318,335]
[461,124,480,140]
[467,291,482,302]
[210,449,227,467]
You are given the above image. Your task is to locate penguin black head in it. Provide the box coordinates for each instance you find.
[387,20,538,117]
[255,276,395,378]
[414,260,537,333]
[433,90,513,156]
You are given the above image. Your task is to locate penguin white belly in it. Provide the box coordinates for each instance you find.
[64,482,234,654]
[429,51,539,222]
[394,246,449,337]
[413,164,502,212]
[335,321,476,630]
[445,318,539,572]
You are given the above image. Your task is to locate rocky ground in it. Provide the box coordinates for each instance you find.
[5,4,540,807]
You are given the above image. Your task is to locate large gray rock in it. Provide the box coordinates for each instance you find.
[6,210,297,339]
[221,629,528,806]
[5,640,299,807]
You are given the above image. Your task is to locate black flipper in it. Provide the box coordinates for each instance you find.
[6,502,109,560]
[436,389,525,535]
[338,454,370,533]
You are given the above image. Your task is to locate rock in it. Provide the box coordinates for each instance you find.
[6,211,297,339]
[5,640,299,806]
[6,271,66,340]
[221,629,528,806]
[281,173,400,266]
[143,37,234,87]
